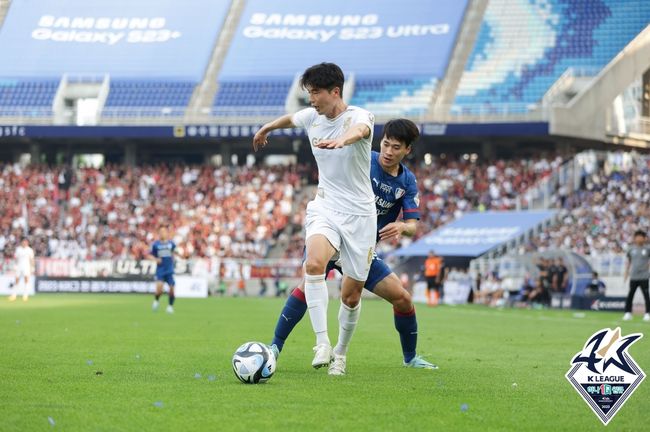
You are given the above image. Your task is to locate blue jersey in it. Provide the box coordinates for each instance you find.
[151,240,176,275]
[370,151,420,236]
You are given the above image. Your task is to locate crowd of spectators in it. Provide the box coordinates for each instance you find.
[525,154,650,257]
[0,162,310,260]
[8,151,642,264]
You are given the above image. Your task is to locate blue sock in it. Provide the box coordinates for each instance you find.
[169,294,175,306]
[394,307,418,363]
[271,288,307,352]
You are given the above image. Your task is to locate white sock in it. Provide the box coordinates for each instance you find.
[334,301,361,356]
[22,280,28,297]
[305,273,329,346]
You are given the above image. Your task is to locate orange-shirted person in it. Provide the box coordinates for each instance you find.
[424,250,444,305]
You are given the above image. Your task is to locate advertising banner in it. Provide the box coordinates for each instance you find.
[35,275,208,298]
[220,0,468,78]
[0,0,230,79]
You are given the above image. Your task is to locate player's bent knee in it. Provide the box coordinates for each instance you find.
[393,289,413,313]
[341,289,362,308]
[341,289,361,307]
[304,259,327,276]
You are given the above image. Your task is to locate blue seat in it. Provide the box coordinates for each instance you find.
[0,79,59,117]
[212,79,291,116]
[104,80,195,116]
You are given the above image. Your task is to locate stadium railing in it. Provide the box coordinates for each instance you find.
[0,103,550,126]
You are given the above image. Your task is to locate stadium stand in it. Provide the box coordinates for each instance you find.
[212,79,292,117]
[350,77,437,117]
[0,79,58,116]
[0,0,648,124]
[0,163,310,260]
[103,80,195,117]
[526,153,650,257]
[453,0,650,114]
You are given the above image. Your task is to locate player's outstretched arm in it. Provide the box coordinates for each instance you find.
[253,114,296,152]
[315,124,370,149]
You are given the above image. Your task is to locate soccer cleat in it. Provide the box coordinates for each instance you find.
[644,313,650,322]
[152,300,159,311]
[8,294,16,302]
[166,305,174,314]
[311,344,333,369]
[328,354,347,376]
[22,295,28,302]
[404,355,439,370]
[270,344,280,361]
[622,312,632,321]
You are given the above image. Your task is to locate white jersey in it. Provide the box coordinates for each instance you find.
[292,106,375,216]
[15,245,34,270]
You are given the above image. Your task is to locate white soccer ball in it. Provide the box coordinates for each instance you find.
[232,341,276,384]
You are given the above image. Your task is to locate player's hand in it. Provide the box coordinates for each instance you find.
[315,138,345,149]
[379,222,405,241]
[157,258,162,264]
[253,127,269,152]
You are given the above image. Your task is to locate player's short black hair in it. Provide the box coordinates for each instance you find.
[382,119,420,147]
[300,63,344,94]
[634,230,647,238]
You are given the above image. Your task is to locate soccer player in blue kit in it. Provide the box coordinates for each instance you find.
[149,227,177,314]
[269,119,437,373]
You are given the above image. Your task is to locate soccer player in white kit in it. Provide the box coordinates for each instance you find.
[253,63,377,375]
[10,238,35,302]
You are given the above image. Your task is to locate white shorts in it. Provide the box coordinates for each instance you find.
[15,266,31,278]
[305,199,377,281]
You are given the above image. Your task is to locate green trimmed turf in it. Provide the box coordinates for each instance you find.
[0,294,647,431]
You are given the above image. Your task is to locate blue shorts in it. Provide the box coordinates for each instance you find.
[327,254,392,292]
[155,272,175,287]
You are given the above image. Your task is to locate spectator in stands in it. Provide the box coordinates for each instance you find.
[586,272,606,297]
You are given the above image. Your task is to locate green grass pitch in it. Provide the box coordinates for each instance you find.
[1,294,648,431]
